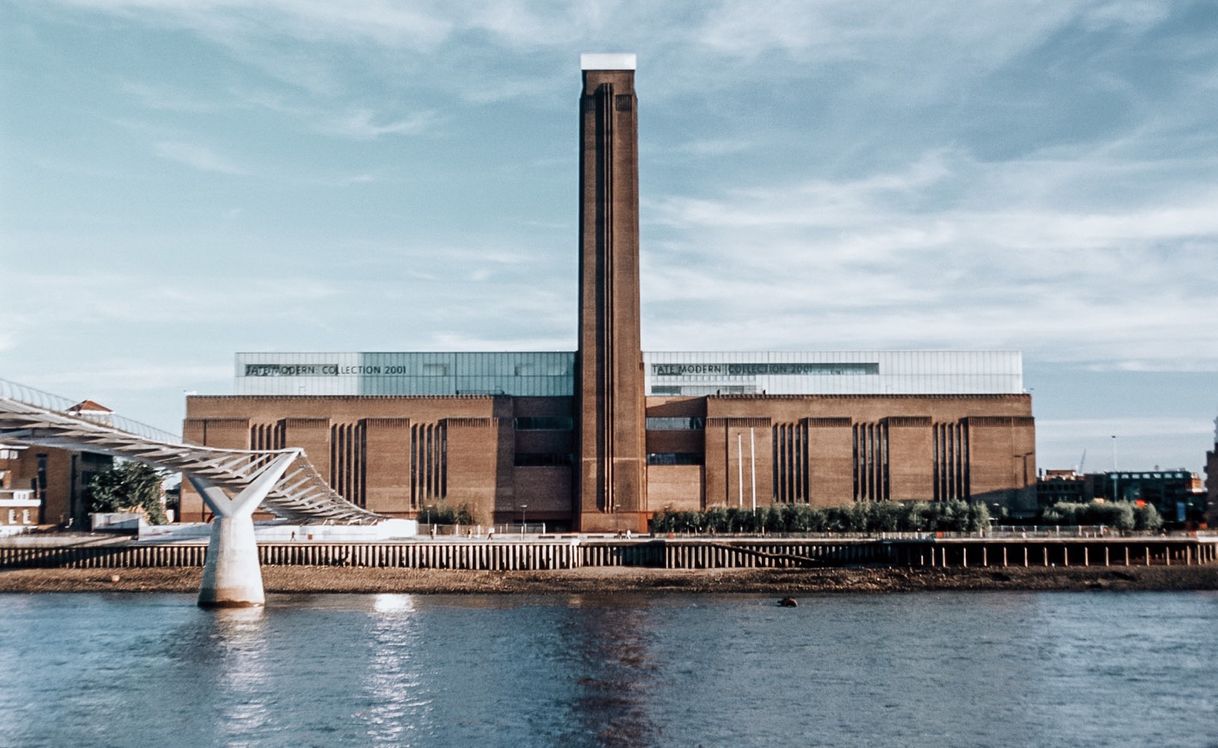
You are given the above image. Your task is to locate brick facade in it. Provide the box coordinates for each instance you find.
[0,445,111,527]
[183,391,1036,527]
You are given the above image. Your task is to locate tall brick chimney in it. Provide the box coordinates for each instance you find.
[576,53,647,532]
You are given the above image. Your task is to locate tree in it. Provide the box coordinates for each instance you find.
[1134,503,1163,533]
[89,461,168,524]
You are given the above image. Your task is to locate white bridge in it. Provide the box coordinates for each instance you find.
[0,378,383,607]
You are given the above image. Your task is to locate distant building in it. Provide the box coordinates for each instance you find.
[183,55,1037,530]
[0,445,40,531]
[0,400,118,528]
[1037,467,1207,526]
[1036,469,1089,507]
[1206,416,1217,527]
[0,443,112,527]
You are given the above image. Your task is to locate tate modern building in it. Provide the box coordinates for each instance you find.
[183,55,1036,531]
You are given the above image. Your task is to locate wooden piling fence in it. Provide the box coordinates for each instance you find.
[0,537,1214,571]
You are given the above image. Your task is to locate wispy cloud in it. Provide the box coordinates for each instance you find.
[640,145,1218,369]
[118,79,221,112]
[4,270,339,327]
[35,363,233,393]
[229,87,441,141]
[154,141,247,174]
[320,108,441,140]
[1039,417,1215,440]
[672,138,756,156]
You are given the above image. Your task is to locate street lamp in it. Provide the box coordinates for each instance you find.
[520,503,528,535]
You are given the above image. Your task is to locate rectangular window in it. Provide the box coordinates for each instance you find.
[645,417,705,430]
[647,453,703,466]
[513,417,574,431]
[651,362,879,377]
[422,363,448,376]
[514,453,574,467]
[35,454,47,504]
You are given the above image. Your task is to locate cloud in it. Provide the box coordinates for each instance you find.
[51,0,454,48]
[671,138,756,156]
[153,141,247,174]
[118,80,221,112]
[639,145,1218,369]
[229,88,441,142]
[34,363,233,393]
[1080,0,1172,31]
[320,108,441,139]
[1038,417,1215,440]
[3,269,339,327]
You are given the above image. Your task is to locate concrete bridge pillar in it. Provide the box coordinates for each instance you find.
[187,452,297,608]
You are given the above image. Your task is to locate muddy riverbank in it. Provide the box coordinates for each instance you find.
[3,564,1217,595]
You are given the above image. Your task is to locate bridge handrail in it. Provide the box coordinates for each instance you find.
[0,376,184,445]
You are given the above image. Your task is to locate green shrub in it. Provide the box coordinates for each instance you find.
[649,499,993,534]
[1039,500,1142,531]
[1134,503,1162,532]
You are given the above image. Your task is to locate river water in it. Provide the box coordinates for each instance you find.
[0,591,1214,746]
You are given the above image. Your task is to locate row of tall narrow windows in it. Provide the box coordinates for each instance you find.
[250,422,285,451]
[853,422,890,502]
[933,422,970,501]
[411,422,447,506]
[331,423,366,508]
[773,423,809,503]
[244,418,972,507]
[249,421,449,509]
[768,422,971,503]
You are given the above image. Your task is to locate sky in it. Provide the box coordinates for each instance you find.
[1,0,1216,474]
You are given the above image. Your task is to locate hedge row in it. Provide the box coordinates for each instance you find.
[649,500,990,535]
[1039,501,1162,532]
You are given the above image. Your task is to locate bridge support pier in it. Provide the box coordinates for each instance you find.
[187,453,297,608]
